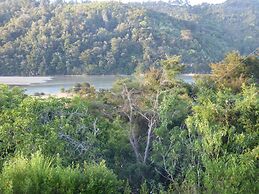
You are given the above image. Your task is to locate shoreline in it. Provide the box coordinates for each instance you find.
[0,75,129,86]
[0,74,203,86]
[0,76,53,86]
[38,92,75,99]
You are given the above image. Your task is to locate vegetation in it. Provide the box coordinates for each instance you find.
[0,52,258,193]
[0,0,258,193]
[0,152,122,194]
[0,0,258,75]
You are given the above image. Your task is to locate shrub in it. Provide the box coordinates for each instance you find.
[0,152,122,194]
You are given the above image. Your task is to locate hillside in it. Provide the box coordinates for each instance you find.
[0,0,258,75]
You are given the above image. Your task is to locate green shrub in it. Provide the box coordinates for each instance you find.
[203,154,258,194]
[0,152,122,194]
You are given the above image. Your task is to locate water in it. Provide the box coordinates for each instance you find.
[178,74,195,84]
[0,74,194,95]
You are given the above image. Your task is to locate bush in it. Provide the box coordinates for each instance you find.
[203,154,258,194]
[0,152,122,194]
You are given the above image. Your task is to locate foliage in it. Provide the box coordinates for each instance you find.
[186,84,259,193]
[0,52,258,193]
[210,52,250,91]
[0,0,258,75]
[152,88,193,186]
[0,152,122,194]
[196,52,259,92]
[161,56,184,80]
[0,86,126,168]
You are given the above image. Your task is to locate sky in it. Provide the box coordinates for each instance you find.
[90,0,227,6]
[189,0,226,5]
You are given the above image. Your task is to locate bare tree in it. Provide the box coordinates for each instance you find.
[137,91,159,164]
[121,85,142,163]
[121,84,160,164]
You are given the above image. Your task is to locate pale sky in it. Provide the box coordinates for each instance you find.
[189,0,226,5]
[91,0,227,6]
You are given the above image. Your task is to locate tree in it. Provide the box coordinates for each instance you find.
[244,54,259,83]
[209,52,250,92]
[1,1,258,76]
[40,0,50,7]
[160,56,184,82]
[186,84,259,193]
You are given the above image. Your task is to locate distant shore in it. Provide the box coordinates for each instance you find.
[0,76,53,86]
[0,75,131,86]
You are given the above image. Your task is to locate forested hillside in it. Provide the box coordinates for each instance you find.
[0,0,258,75]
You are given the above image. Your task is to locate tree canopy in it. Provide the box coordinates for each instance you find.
[0,0,258,75]
[0,53,258,193]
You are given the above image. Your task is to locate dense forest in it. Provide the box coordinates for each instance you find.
[0,0,258,193]
[0,52,258,193]
[0,0,258,75]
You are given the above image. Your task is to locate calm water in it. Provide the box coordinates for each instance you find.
[0,75,194,95]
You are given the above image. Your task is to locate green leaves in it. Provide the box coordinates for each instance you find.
[1,1,258,75]
[0,152,122,194]
[186,84,259,193]
[0,87,117,166]
[161,56,184,80]
[203,154,258,194]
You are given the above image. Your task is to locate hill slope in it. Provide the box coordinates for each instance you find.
[0,0,258,75]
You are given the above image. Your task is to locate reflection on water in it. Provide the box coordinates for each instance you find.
[0,75,194,95]
[23,75,127,95]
